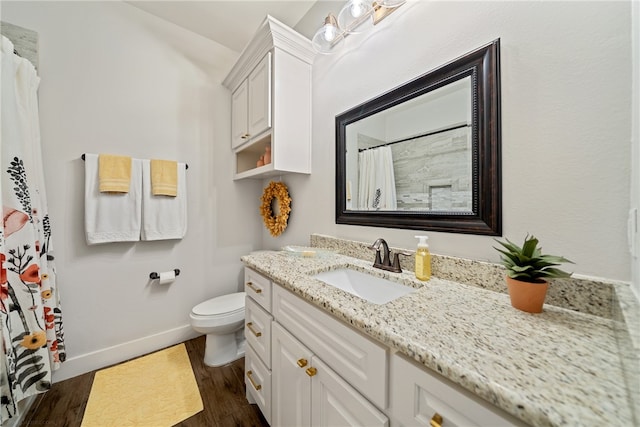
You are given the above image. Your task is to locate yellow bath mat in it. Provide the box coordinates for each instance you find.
[81,344,203,427]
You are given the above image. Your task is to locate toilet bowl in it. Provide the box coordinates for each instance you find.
[189,292,246,367]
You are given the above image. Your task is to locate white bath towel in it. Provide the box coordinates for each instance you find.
[141,159,187,240]
[84,153,142,244]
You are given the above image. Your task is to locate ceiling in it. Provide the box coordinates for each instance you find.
[127,1,344,53]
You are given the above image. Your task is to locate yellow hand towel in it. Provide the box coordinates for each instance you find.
[150,159,178,197]
[99,154,132,193]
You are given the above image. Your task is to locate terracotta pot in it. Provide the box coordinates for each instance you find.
[505,276,548,313]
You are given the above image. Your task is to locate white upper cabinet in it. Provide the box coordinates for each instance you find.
[231,79,249,148]
[231,54,272,149]
[247,53,272,139]
[223,16,314,180]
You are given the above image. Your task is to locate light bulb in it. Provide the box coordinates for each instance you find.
[338,0,374,34]
[312,14,344,54]
[350,1,364,18]
[323,24,337,42]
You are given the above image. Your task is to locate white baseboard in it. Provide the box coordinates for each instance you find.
[5,395,37,427]
[52,324,200,382]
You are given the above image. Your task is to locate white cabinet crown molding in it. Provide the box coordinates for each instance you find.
[223,14,314,91]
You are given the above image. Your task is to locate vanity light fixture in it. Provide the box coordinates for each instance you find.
[337,0,374,34]
[311,0,406,55]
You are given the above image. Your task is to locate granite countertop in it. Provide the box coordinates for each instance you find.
[241,249,633,427]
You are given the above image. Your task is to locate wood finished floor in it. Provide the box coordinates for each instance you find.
[21,336,269,427]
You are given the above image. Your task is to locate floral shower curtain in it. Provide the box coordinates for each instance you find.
[1,36,66,424]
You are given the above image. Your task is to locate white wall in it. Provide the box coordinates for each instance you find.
[632,0,640,298]
[267,1,633,283]
[2,1,263,380]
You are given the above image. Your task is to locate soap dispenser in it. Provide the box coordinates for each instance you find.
[414,235,431,281]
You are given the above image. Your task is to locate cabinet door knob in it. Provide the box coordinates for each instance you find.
[247,370,262,391]
[305,367,317,377]
[297,358,308,368]
[430,413,443,427]
[246,322,262,337]
[246,281,263,294]
[241,133,250,139]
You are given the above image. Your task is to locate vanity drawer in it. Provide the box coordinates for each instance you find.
[245,345,271,424]
[245,296,272,368]
[273,284,388,409]
[390,353,526,427]
[244,267,272,311]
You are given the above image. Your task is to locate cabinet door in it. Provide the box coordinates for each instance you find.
[390,353,525,427]
[231,79,249,148]
[274,284,388,408]
[311,357,388,427]
[272,322,312,427]
[247,52,272,138]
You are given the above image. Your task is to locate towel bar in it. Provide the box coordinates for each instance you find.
[81,154,189,169]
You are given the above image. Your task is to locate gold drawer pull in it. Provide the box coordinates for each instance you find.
[297,358,308,368]
[246,322,262,337]
[246,281,262,294]
[305,367,317,377]
[430,413,443,427]
[247,370,262,391]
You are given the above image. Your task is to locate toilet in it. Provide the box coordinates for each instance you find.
[189,292,246,367]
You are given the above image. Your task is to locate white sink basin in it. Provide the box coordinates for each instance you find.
[313,268,416,304]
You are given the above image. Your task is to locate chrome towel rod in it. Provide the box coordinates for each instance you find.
[81,153,188,169]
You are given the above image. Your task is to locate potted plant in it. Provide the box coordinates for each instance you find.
[494,234,573,313]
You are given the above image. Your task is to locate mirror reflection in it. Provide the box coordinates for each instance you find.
[335,39,501,235]
[346,77,472,212]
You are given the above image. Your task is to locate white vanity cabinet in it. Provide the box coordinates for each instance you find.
[271,322,312,426]
[243,267,388,427]
[272,284,388,409]
[242,266,528,427]
[389,353,527,427]
[231,53,271,149]
[272,322,388,427]
[223,16,314,180]
[244,269,273,424]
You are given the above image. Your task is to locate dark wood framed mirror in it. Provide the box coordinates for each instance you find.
[335,39,501,235]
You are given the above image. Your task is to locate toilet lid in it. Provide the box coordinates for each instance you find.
[192,292,246,316]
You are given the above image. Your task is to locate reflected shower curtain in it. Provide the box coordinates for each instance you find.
[1,36,66,424]
[358,146,397,210]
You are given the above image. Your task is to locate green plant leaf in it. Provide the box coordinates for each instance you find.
[510,265,535,273]
[538,267,573,279]
[494,235,573,280]
[539,255,574,265]
[521,235,539,257]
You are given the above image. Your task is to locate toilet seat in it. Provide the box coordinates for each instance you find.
[192,292,246,316]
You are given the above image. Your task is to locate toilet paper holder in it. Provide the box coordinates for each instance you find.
[150,269,181,280]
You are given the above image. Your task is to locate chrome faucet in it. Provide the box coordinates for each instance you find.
[368,238,410,273]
